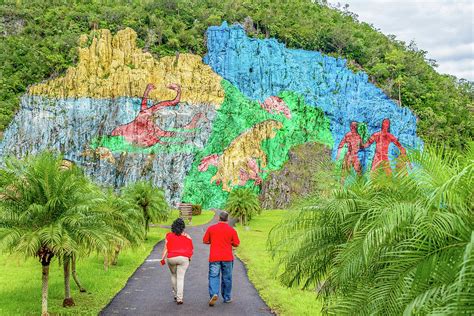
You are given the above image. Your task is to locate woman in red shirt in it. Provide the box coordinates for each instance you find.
[161,218,194,304]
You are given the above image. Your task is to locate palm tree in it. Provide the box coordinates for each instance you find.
[225,187,261,226]
[269,143,474,315]
[97,188,145,270]
[121,181,169,239]
[0,152,117,314]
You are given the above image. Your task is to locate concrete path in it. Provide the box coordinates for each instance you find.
[101,213,273,315]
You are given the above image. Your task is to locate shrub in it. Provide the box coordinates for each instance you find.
[191,204,202,216]
[225,187,261,226]
[269,143,474,315]
[121,181,170,239]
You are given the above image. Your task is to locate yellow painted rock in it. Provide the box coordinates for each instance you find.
[29,28,224,107]
[82,146,116,164]
[211,119,284,191]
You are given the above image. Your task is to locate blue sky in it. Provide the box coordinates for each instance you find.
[328,0,474,80]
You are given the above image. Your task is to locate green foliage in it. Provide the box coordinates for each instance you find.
[0,0,472,148]
[0,152,121,314]
[121,180,169,238]
[95,188,145,267]
[235,210,323,315]
[97,189,145,247]
[0,152,117,260]
[225,187,261,226]
[269,144,474,314]
[0,226,166,315]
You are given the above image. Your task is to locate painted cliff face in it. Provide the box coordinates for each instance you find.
[0,23,421,208]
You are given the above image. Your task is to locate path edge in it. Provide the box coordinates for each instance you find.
[99,212,217,314]
[98,238,166,315]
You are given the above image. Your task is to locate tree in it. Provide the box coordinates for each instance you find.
[121,181,169,239]
[225,187,261,226]
[269,143,474,314]
[0,152,117,315]
[97,188,145,270]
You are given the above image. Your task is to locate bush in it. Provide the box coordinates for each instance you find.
[269,143,474,315]
[225,187,261,226]
[191,204,202,216]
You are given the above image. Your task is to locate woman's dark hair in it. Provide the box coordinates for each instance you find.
[171,218,185,235]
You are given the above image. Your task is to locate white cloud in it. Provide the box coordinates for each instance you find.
[328,0,474,80]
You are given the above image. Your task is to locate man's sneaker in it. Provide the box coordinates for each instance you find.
[209,294,218,306]
[224,299,233,303]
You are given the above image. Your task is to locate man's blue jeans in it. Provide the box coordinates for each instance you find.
[208,261,233,302]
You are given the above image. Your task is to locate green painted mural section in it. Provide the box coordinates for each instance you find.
[182,80,333,209]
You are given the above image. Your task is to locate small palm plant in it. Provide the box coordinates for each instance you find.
[225,187,261,226]
[269,143,474,315]
[0,152,117,315]
[121,181,169,239]
[97,188,145,269]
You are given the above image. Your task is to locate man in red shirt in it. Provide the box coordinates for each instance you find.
[203,211,240,306]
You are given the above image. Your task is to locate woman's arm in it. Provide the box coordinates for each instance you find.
[161,239,168,260]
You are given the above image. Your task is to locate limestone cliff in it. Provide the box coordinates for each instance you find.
[259,143,333,209]
[1,23,422,209]
[29,28,224,106]
[205,23,422,167]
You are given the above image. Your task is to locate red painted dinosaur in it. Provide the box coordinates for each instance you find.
[111,83,204,147]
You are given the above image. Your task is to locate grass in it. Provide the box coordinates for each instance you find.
[0,211,214,315]
[235,210,323,316]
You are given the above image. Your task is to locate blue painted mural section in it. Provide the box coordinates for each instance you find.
[0,95,215,206]
[204,22,422,169]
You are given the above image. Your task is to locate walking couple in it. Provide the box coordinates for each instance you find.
[160,211,240,306]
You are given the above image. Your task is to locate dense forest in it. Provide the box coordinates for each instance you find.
[1,0,473,148]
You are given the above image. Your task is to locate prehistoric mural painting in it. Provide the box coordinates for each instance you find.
[259,96,292,119]
[336,119,409,177]
[336,121,363,175]
[204,23,421,169]
[0,23,421,208]
[110,83,206,147]
[199,120,283,191]
[29,28,224,105]
[363,118,408,175]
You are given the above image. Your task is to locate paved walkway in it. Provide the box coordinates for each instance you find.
[101,213,272,315]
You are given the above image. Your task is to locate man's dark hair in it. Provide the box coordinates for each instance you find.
[171,218,185,235]
[219,211,229,222]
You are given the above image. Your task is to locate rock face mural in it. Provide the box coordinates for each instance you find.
[0,23,422,208]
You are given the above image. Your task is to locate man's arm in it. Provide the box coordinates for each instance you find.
[362,134,376,148]
[336,136,347,161]
[189,237,194,259]
[390,134,406,155]
[231,229,240,248]
[203,228,211,244]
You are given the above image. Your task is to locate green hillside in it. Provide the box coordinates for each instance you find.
[1,0,472,148]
